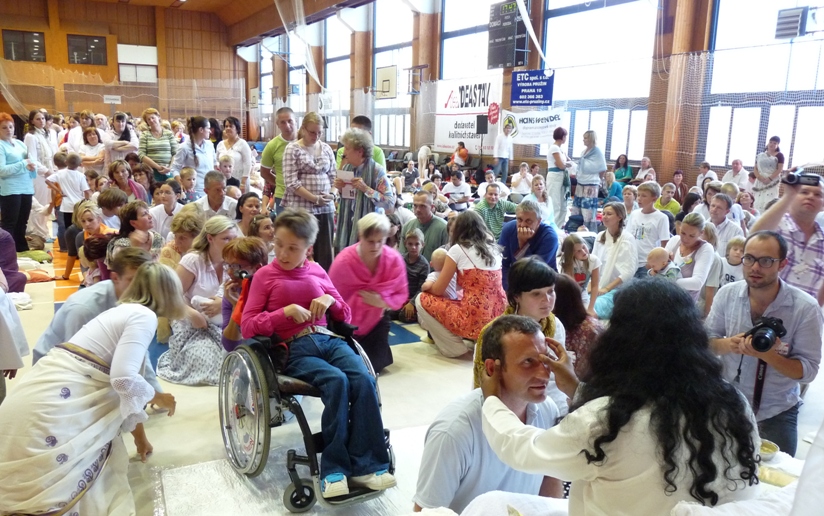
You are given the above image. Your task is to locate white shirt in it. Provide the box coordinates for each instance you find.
[626,209,670,267]
[482,395,759,516]
[722,169,749,191]
[194,194,238,219]
[592,231,637,289]
[441,182,472,211]
[697,169,718,187]
[105,129,140,168]
[721,258,743,286]
[149,202,183,242]
[414,390,559,513]
[179,252,223,305]
[546,144,567,170]
[510,172,534,195]
[493,133,514,160]
[448,243,502,271]
[665,237,716,298]
[476,181,511,199]
[79,143,106,175]
[713,217,744,257]
[47,168,90,212]
[101,212,121,230]
[0,290,28,371]
[217,138,253,182]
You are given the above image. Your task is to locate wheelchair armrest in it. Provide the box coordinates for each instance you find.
[327,318,358,338]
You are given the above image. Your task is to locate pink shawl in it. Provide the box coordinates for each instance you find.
[329,244,408,336]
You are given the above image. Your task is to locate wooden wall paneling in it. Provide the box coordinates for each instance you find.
[182,30,192,49]
[191,30,201,52]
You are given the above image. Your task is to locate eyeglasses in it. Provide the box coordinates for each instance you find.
[742,255,782,268]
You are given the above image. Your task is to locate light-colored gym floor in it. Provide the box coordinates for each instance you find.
[8,261,824,515]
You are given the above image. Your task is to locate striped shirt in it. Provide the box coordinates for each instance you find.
[777,213,824,300]
[282,141,336,214]
[474,198,518,239]
[138,129,179,175]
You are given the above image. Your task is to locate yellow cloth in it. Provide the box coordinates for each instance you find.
[472,306,556,388]
[654,198,681,217]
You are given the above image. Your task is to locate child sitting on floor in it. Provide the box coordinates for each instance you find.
[241,208,395,499]
[395,228,430,323]
[646,247,680,282]
[422,248,458,300]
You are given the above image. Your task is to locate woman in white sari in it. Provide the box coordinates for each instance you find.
[0,262,184,515]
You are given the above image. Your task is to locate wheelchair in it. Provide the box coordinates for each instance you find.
[218,319,395,513]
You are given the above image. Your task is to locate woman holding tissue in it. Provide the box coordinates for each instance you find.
[333,127,395,254]
[281,112,336,270]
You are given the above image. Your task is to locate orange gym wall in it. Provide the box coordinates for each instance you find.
[0,0,246,119]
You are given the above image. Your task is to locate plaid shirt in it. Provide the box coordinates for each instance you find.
[778,213,824,300]
[282,141,336,214]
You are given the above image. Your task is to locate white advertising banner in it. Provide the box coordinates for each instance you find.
[434,75,502,156]
[500,108,569,145]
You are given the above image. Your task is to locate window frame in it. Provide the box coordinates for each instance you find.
[2,29,46,62]
[67,34,107,66]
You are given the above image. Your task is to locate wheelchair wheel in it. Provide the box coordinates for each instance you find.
[218,345,271,477]
[283,479,316,513]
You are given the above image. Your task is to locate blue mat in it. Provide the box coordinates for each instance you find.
[388,321,421,346]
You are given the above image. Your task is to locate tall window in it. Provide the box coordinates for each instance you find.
[373,0,414,148]
[2,30,45,62]
[542,0,657,159]
[702,0,824,168]
[287,33,307,115]
[440,0,499,79]
[67,35,107,65]
[325,16,352,142]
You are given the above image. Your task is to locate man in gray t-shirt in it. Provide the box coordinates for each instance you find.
[412,316,561,513]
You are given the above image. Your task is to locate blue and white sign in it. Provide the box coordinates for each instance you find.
[511,69,554,106]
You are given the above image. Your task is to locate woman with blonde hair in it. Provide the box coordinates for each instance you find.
[0,262,184,515]
[157,215,238,385]
[571,130,607,232]
[281,112,337,270]
[664,212,715,302]
[159,203,206,268]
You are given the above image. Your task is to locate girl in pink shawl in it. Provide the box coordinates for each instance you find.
[329,213,408,372]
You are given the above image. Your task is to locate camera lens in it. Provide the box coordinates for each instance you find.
[751,327,776,352]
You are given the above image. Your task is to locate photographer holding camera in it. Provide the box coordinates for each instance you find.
[751,170,824,304]
[706,231,822,456]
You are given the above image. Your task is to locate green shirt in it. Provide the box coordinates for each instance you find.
[398,216,448,261]
[260,135,291,199]
[654,198,681,217]
[336,145,386,169]
[474,199,518,239]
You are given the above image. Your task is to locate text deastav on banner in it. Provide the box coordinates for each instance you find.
[434,74,502,155]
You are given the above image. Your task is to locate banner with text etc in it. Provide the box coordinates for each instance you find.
[434,74,502,155]
[500,108,568,145]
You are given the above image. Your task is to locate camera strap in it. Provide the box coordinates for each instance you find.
[752,359,768,415]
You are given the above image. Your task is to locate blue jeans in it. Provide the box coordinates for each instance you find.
[494,158,510,184]
[284,334,389,478]
[634,266,648,279]
[55,206,66,251]
[758,403,800,457]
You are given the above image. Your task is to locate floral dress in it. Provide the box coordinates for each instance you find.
[419,244,507,341]
[564,316,602,378]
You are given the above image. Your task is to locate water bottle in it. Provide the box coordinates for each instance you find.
[375,207,385,215]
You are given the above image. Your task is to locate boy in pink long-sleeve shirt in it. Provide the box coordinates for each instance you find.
[241,208,396,499]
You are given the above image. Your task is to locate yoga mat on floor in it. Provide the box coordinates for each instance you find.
[388,322,420,346]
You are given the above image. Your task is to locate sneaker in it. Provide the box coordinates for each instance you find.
[350,469,396,491]
[321,473,349,498]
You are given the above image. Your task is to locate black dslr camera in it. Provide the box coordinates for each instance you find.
[782,171,820,187]
[744,317,787,352]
